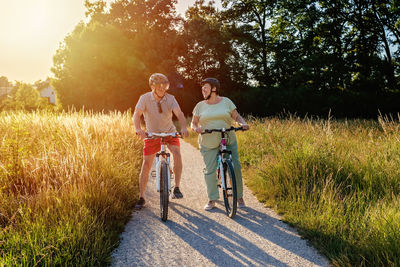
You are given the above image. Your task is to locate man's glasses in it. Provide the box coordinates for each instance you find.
[157,102,163,113]
[154,83,169,90]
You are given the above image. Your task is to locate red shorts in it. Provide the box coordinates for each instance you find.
[143,136,180,156]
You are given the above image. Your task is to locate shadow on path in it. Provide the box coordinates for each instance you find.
[167,202,290,266]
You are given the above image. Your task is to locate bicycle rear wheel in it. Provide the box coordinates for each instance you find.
[160,162,169,221]
[222,160,237,218]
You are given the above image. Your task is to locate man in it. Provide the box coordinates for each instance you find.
[133,73,188,210]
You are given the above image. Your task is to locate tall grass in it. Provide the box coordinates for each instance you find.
[237,115,400,266]
[0,110,142,265]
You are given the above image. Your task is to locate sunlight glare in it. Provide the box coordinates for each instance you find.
[25,4,47,36]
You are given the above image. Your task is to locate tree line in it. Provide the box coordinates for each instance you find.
[39,0,400,117]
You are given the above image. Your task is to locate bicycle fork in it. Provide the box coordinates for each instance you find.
[218,135,233,190]
[218,154,233,190]
[217,155,226,190]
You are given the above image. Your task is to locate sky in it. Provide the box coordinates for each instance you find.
[0,0,213,84]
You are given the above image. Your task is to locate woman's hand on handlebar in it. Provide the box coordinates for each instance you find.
[240,123,250,130]
[195,127,203,134]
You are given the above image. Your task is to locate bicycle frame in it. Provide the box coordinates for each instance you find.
[217,132,232,191]
[147,132,181,222]
[202,126,246,218]
[147,132,177,193]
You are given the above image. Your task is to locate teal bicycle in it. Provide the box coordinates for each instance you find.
[202,126,246,218]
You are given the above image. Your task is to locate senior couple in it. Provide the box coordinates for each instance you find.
[133,73,250,211]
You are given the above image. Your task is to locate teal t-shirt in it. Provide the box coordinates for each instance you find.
[192,97,237,148]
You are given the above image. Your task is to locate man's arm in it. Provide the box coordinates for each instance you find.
[133,108,146,139]
[172,106,189,137]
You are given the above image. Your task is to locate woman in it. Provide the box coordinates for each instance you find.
[191,78,250,211]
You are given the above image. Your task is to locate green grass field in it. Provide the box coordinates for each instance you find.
[0,110,142,265]
[235,115,400,267]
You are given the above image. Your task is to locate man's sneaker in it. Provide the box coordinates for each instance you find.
[135,197,145,210]
[238,198,246,208]
[171,187,183,199]
[204,200,216,211]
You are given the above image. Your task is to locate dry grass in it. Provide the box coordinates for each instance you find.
[0,110,143,265]
[237,115,400,266]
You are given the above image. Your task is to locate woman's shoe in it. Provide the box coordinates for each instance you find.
[204,200,216,211]
[238,198,246,208]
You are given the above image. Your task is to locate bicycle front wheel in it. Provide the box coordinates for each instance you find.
[160,162,169,221]
[222,160,237,218]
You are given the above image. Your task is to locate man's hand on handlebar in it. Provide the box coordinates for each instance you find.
[180,128,189,138]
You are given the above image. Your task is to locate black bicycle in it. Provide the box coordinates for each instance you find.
[146,132,181,221]
[202,126,246,218]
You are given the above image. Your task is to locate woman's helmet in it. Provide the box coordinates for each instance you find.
[201,77,220,91]
[149,73,169,87]
[201,77,220,100]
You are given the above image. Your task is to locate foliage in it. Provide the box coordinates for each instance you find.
[52,0,184,112]
[51,0,400,116]
[0,83,52,111]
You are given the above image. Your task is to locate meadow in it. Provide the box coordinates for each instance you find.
[185,115,400,266]
[235,115,400,267]
[2,111,400,266]
[0,111,142,265]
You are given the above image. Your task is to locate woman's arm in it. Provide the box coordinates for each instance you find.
[191,116,203,133]
[231,109,250,130]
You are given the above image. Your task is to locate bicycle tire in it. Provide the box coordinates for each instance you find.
[160,162,169,221]
[222,160,237,218]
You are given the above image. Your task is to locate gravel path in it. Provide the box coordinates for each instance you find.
[111,141,330,267]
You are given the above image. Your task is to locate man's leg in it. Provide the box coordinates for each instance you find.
[138,154,156,198]
[167,144,185,199]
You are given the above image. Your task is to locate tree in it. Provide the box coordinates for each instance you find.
[1,83,45,111]
[221,0,273,86]
[52,21,148,111]
[52,0,183,111]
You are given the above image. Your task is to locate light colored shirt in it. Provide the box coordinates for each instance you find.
[135,92,179,133]
[193,97,237,148]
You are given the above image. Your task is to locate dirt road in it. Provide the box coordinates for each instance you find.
[111,141,329,266]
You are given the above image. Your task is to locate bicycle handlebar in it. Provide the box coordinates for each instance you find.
[146,132,182,139]
[201,126,247,135]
